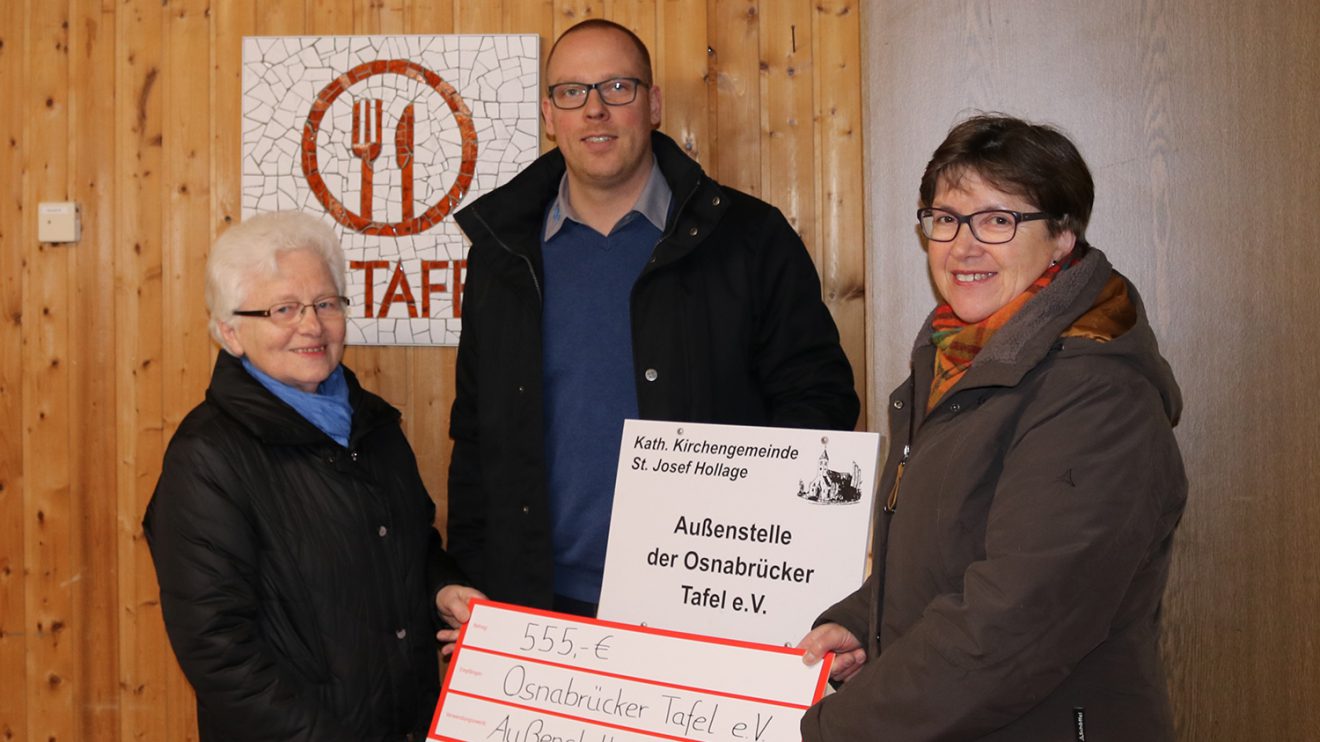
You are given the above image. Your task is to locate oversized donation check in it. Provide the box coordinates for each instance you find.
[428,600,832,742]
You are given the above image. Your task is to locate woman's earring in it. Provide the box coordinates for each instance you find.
[1050,259,1058,266]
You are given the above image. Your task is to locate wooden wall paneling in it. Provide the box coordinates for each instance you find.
[376,0,409,33]
[455,1,504,35]
[160,1,213,736]
[604,1,657,64]
[656,0,711,166]
[409,346,456,534]
[161,0,214,478]
[113,0,169,738]
[0,3,869,738]
[405,0,456,33]
[22,0,76,740]
[758,2,814,258]
[811,0,864,425]
[253,0,307,36]
[0,4,28,741]
[353,0,386,34]
[307,0,351,35]
[707,0,760,193]
[862,1,1320,738]
[1154,2,1320,737]
[504,0,554,37]
[552,1,598,39]
[213,1,255,234]
[306,0,352,34]
[68,2,121,737]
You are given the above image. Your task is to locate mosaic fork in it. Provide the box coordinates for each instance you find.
[351,98,383,221]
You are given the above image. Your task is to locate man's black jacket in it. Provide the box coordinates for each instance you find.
[448,131,860,608]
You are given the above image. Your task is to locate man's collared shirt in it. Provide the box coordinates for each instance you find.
[543,158,672,240]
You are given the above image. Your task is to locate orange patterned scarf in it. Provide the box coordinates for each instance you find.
[928,256,1134,411]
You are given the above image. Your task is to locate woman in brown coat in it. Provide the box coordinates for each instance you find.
[798,115,1186,741]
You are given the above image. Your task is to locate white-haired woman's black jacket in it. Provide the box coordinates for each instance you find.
[145,351,465,741]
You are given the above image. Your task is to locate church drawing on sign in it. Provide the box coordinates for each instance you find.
[797,448,864,504]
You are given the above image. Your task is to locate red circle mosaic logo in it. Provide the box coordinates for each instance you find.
[301,59,478,237]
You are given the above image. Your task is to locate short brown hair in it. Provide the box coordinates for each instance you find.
[547,19,653,85]
[920,115,1094,244]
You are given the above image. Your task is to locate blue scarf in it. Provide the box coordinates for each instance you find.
[241,357,353,447]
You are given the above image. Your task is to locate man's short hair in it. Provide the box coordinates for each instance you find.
[547,19,654,85]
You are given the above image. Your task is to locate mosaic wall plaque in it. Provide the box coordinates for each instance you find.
[242,35,541,345]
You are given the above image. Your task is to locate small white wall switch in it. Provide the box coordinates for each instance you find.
[38,201,81,243]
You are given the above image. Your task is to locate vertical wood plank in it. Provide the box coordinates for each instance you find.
[22,0,76,740]
[0,2,29,740]
[405,0,455,33]
[708,0,760,192]
[160,0,214,737]
[68,1,121,738]
[383,0,408,32]
[114,0,168,739]
[353,0,384,34]
[604,0,656,62]
[812,0,865,426]
[306,0,352,33]
[249,0,302,34]
[408,348,457,533]
[759,2,815,258]
[456,0,504,33]
[214,2,255,237]
[506,0,554,37]
[252,0,306,35]
[656,0,710,165]
[161,0,214,487]
[552,0,598,38]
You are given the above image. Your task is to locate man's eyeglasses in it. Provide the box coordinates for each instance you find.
[232,295,350,327]
[547,77,649,110]
[917,207,1052,245]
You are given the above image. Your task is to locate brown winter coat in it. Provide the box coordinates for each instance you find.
[801,248,1186,741]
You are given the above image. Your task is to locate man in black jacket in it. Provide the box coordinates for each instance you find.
[447,19,858,618]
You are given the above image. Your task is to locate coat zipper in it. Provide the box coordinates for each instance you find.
[884,445,909,513]
[638,175,705,282]
[470,209,543,302]
[883,384,918,513]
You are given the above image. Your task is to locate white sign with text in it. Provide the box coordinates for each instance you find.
[429,600,831,742]
[597,420,880,647]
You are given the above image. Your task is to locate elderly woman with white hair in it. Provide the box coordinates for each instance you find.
[144,211,483,742]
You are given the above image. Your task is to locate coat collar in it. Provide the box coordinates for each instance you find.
[910,247,1110,379]
[205,351,399,447]
[453,131,727,270]
[908,246,1182,424]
